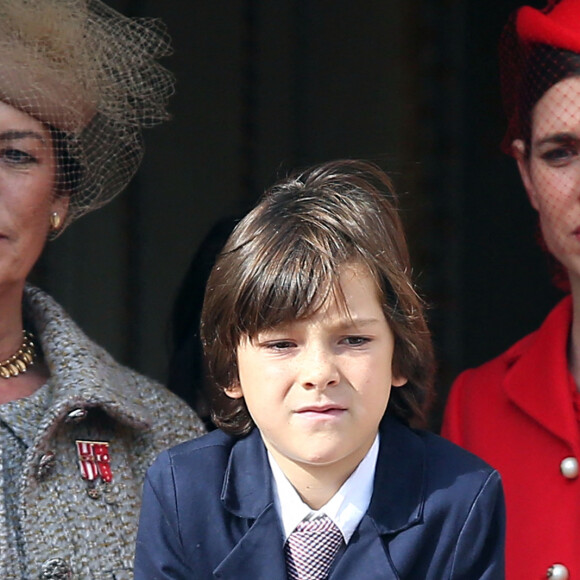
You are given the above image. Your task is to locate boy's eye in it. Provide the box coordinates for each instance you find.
[266,340,296,350]
[342,336,371,347]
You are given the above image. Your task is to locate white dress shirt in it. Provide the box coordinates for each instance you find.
[268,434,379,544]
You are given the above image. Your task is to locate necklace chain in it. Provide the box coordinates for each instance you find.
[0,331,37,379]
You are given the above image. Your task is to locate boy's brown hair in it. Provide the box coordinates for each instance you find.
[201,159,435,436]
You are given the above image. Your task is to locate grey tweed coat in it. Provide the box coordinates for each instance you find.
[8,286,205,580]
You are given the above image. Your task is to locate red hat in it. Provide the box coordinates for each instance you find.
[517,0,580,52]
[499,0,580,154]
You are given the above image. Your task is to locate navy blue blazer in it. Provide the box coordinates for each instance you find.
[135,415,505,579]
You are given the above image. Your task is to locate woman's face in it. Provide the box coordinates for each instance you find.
[515,75,580,283]
[0,100,67,292]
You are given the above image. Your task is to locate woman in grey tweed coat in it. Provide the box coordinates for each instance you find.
[0,1,204,578]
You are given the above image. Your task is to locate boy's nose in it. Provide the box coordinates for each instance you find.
[299,348,340,390]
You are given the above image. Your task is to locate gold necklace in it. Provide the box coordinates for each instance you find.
[0,331,37,379]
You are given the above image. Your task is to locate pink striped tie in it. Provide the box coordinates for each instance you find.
[284,515,344,580]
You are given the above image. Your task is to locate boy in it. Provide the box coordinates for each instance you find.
[135,160,505,579]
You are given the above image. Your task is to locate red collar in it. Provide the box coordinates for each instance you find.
[504,296,579,450]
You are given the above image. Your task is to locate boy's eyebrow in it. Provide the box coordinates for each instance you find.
[256,317,382,336]
[334,317,382,329]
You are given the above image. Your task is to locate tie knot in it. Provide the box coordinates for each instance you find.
[285,515,344,580]
[294,515,341,534]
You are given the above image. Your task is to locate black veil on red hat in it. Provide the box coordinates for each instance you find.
[498,0,580,294]
[499,0,580,154]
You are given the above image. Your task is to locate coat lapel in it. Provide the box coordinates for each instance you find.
[213,504,287,579]
[331,416,426,579]
[215,430,287,579]
[503,296,579,452]
[368,417,425,533]
[330,516,399,579]
[24,285,152,433]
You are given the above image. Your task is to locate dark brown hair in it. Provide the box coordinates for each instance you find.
[201,160,435,436]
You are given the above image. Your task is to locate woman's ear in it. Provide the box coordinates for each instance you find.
[51,192,70,224]
[512,139,539,211]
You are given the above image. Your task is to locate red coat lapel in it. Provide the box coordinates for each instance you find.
[504,296,579,452]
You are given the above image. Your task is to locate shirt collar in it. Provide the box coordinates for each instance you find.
[268,434,379,544]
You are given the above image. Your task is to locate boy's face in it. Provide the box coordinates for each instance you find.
[228,263,407,492]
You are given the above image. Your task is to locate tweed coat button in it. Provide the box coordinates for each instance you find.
[36,451,56,480]
[547,563,570,580]
[103,483,118,504]
[39,557,72,579]
[65,408,87,423]
[560,457,579,479]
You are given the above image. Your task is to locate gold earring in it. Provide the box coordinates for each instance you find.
[50,212,62,232]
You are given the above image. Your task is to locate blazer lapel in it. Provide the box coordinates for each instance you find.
[213,504,287,579]
[503,297,579,451]
[368,416,425,532]
[215,430,287,579]
[330,516,399,579]
[331,416,426,579]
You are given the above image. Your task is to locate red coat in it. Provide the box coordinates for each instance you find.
[442,296,580,580]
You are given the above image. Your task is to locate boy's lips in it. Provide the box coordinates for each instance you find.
[295,404,347,416]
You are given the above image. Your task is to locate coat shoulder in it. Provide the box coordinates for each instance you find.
[127,366,204,426]
[167,428,233,458]
[115,366,206,473]
[419,429,498,478]
[454,330,536,390]
[451,297,572,393]
[146,429,237,511]
[152,429,235,479]
[378,417,501,518]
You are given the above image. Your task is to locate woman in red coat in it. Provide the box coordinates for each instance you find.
[442,1,580,579]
